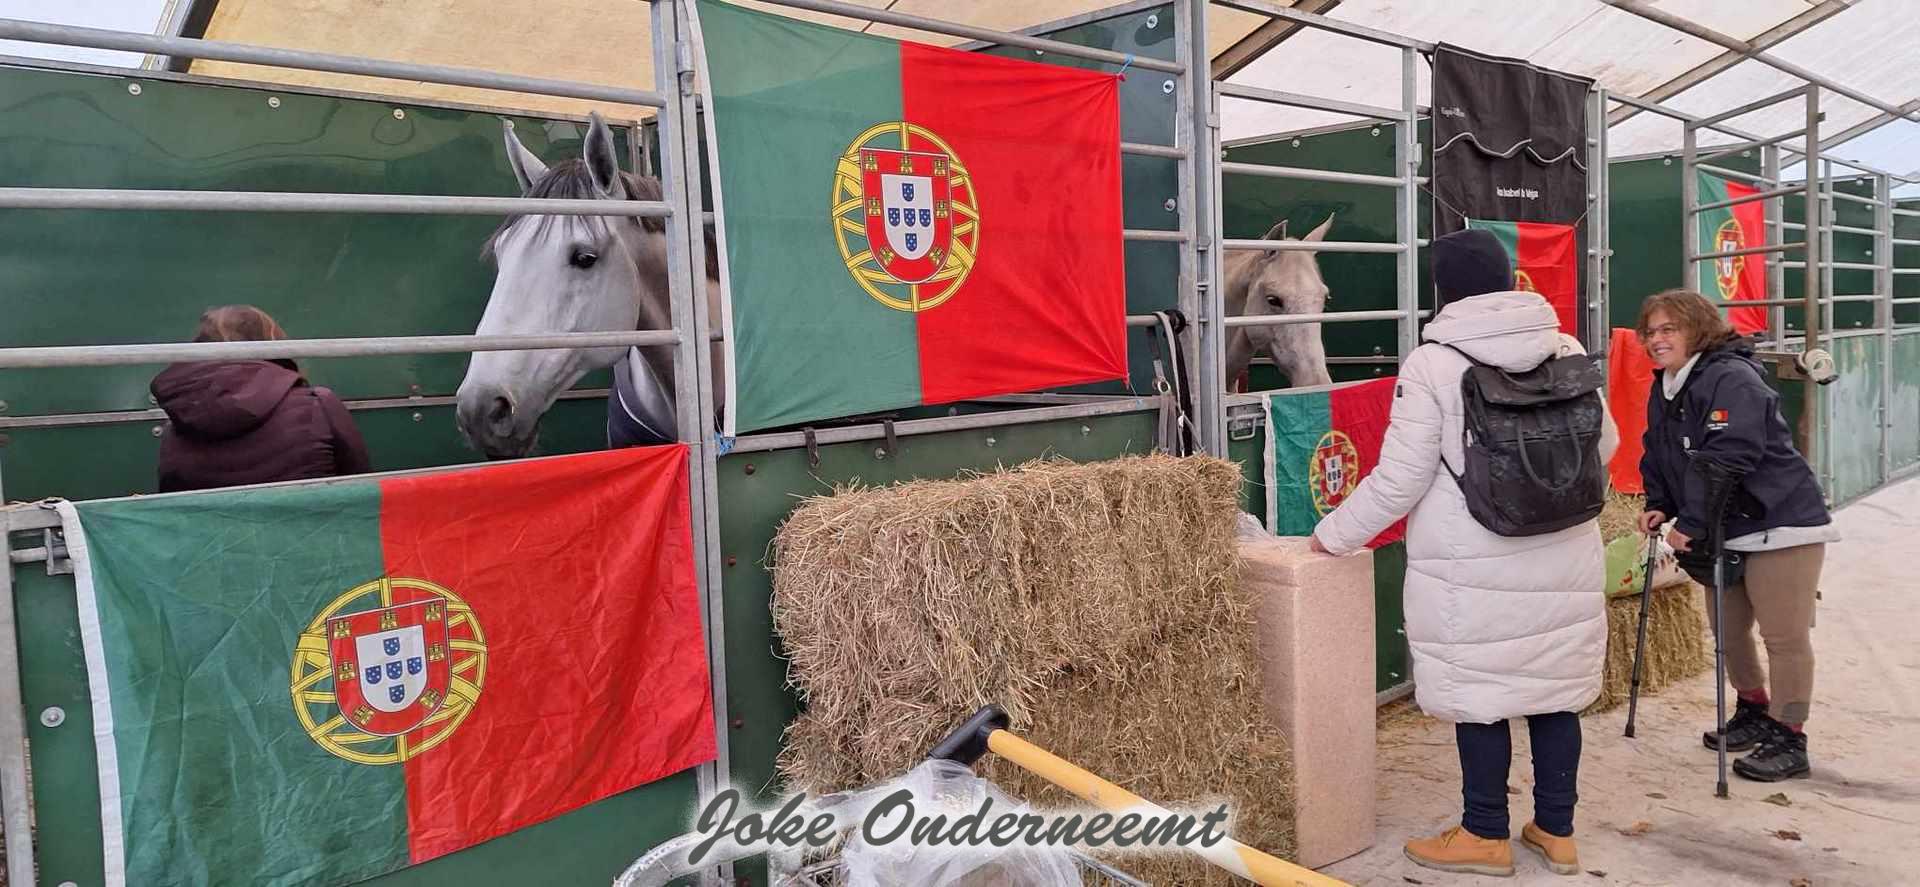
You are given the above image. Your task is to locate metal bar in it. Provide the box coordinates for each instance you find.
[1605,0,1849,129]
[1123,229,1189,243]
[1121,141,1187,160]
[1711,299,1831,308]
[1600,1,1920,125]
[1830,191,1886,207]
[1895,269,1920,275]
[0,17,668,108]
[1193,1,1227,458]
[1690,242,1804,261]
[1893,297,1920,303]
[0,453,35,887]
[0,389,611,430]
[1698,129,1807,162]
[1895,208,1920,218]
[1829,224,1879,237]
[1802,89,1823,474]
[749,0,1181,72]
[728,397,1159,454]
[1226,310,1408,327]
[0,187,672,217]
[1894,239,1920,246]
[1397,45,1420,363]
[1219,161,1418,188]
[1691,184,1800,214]
[1782,261,1885,272]
[1216,81,1400,121]
[1684,123,1700,290]
[1698,163,1774,185]
[1224,238,1405,254]
[1693,85,1813,129]
[1766,144,1786,340]
[0,330,678,369]
[1213,0,1432,50]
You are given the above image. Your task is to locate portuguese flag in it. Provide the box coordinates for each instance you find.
[56,447,714,886]
[696,0,1127,435]
[1466,218,1580,335]
[1696,172,1770,335]
[1263,377,1404,547]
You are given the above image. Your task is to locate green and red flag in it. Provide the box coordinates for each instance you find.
[1466,218,1580,334]
[695,0,1127,435]
[1695,172,1770,335]
[56,446,714,886]
[1263,377,1404,547]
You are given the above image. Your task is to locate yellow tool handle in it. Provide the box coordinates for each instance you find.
[984,729,1351,887]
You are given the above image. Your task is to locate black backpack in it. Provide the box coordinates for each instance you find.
[1439,346,1607,536]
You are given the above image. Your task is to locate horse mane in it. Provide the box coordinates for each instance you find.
[483,158,720,280]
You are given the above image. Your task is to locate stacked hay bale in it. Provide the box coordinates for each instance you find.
[770,454,1294,884]
[1584,491,1712,715]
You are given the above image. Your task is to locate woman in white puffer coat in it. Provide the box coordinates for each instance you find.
[1309,229,1617,878]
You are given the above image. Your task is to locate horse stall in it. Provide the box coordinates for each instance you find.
[0,2,1231,885]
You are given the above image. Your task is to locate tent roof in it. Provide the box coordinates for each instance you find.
[4,0,1913,190]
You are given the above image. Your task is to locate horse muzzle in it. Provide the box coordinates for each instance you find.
[455,386,539,460]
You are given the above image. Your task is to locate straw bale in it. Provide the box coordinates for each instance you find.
[1585,581,1712,715]
[769,454,1294,884]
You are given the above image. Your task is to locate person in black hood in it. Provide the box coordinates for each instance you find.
[1634,289,1834,783]
[151,306,371,493]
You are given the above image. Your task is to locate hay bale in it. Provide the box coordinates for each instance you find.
[770,454,1293,884]
[1599,489,1645,543]
[1584,581,1712,715]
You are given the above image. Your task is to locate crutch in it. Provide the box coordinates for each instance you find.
[932,705,1350,887]
[1623,530,1661,739]
[1710,520,1731,799]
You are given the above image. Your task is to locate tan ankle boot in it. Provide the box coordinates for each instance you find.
[1519,821,1579,875]
[1403,825,1515,877]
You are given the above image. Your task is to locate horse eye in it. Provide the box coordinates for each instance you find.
[569,248,599,269]
[1265,294,1284,308]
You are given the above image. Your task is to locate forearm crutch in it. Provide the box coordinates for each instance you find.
[932,705,1350,887]
[1624,530,1661,738]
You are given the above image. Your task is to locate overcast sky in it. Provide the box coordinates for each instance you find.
[0,0,168,67]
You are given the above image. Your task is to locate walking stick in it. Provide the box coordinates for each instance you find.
[1623,530,1661,738]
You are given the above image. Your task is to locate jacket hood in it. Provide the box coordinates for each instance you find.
[1421,290,1563,371]
[152,360,303,440]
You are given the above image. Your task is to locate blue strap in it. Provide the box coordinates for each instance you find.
[1117,53,1135,80]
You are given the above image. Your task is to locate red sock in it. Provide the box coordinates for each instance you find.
[1737,688,1770,706]
[1783,722,1804,734]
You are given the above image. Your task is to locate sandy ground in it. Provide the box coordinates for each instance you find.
[1320,475,1920,887]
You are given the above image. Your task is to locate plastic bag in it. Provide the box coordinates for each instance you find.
[836,759,1083,887]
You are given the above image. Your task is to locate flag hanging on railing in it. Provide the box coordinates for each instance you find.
[1264,377,1405,548]
[1695,172,1771,336]
[1467,217,1579,334]
[694,0,1128,436]
[55,446,714,887]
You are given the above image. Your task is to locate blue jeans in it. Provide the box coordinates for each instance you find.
[1456,712,1581,840]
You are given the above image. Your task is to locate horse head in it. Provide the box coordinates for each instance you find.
[1224,213,1335,390]
[456,112,679,459]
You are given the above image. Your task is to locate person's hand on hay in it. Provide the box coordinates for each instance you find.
[1665,526,1692,553]
[1637,509,1668,534]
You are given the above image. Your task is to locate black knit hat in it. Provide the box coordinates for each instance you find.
[1432,228,1513,310]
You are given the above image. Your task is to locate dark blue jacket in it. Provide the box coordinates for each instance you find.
[1639,338,1830,543]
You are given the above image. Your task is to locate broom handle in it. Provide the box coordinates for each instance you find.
[983,729,1350,887]
[1624,531,1660,738]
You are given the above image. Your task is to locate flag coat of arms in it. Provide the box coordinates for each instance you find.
[55,446,715,886]
[1264,377,1405,548]
[694,0,1128,435]
[1695,171,1770,335]
[1466,218,1580,335]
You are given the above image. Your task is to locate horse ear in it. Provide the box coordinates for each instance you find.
[583,111,622,198]
[1303,212,1336,244]
[502,120,547,194]
[1263,219,1289,241]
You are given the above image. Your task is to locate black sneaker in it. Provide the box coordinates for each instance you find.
[1703,697,1774,752]
[1733,722,1810,782]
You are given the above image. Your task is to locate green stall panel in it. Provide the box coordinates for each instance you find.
[1893,331,1920,475]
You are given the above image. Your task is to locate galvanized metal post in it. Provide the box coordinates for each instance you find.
[1877,172,1895,487]
[1396,46,1420,362]
[1801,88,1823,474]
[1585,86,1605,353]
[652,7,730,885]
[1765,144,1786,340]
[1177,0,1225,457]
[0,457,36,887]
[1683,122,1700,292]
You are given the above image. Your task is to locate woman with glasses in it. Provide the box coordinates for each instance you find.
[1635,289,1835,782]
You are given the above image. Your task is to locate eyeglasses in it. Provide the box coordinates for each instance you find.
[1642,323,1684,339]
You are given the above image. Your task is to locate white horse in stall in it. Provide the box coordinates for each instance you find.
[1223,213,1336,390]
[455,112,722,460]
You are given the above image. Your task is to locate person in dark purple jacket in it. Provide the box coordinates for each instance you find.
[152,306,371,492]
